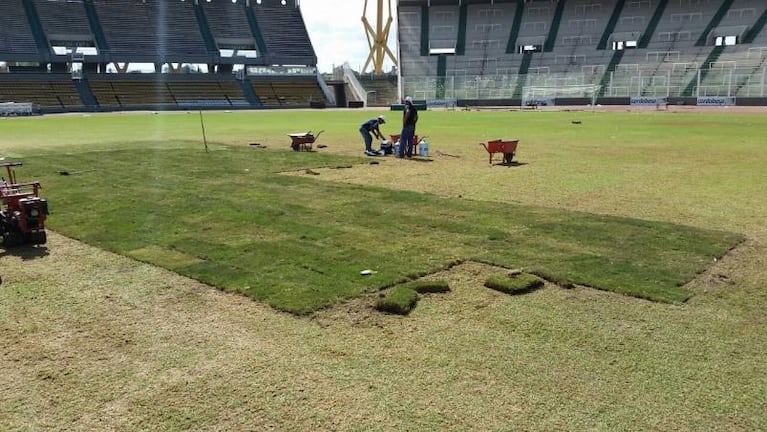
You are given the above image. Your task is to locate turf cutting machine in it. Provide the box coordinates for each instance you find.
[1,161,48,247]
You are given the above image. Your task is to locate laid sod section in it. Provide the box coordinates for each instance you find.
[375,286,419,315]
[485,273,544,295]
[472,213,745,302]
[376,280,451,317]
[24,143,743,313]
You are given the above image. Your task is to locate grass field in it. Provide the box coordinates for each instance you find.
[2,109,766,431]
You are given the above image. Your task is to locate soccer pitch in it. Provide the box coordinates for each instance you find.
[1,108,766,431]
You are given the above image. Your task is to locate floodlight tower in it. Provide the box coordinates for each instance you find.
[362,0,397,75]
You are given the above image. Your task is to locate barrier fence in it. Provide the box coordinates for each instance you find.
[0,102,36,116]
[402,67,767,103]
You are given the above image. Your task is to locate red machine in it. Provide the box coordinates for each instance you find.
[1,161,48,247]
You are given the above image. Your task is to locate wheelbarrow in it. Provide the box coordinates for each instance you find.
[288,130,324,151]
[480,139,519,164]
[389,134,423,156]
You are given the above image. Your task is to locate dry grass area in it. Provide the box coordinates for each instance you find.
[2,110,767,431]
[2,231,766,431]
[304,147,766,239]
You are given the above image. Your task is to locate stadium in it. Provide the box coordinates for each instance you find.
[1,1,766,430]
[2,0,767,113]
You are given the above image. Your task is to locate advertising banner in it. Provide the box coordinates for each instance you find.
[522,98,555,107]
[696,96,736,106]
[426,99,457,109]
[630,97,667,106]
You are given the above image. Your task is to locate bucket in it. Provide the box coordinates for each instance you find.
[393,141,400,155]
[419,139,429,157]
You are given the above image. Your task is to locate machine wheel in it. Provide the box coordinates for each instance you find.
[34,231,47,245]
[2,230,22,248]
[22,231,47,246]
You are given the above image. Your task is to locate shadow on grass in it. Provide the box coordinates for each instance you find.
[492,161,528,167]
[0,245,50,261]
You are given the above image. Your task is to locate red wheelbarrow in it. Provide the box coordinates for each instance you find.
[480,139,519,164]
[389,134,420,145]
[389,134,423,156]
[288,130,324,151]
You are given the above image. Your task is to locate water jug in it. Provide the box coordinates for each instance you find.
[419,139,429,157]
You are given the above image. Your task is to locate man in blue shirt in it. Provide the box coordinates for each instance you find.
[359,116,386,156]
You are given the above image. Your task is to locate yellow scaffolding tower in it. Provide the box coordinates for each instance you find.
[362,0,397,75]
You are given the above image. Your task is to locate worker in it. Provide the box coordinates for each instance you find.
[398,96,418,158]
[359,116,386,156]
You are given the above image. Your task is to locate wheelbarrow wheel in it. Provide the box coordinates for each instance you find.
[504,153,515,164]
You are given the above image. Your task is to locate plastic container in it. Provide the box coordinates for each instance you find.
[419,139,429,157]
[393,141,400,155]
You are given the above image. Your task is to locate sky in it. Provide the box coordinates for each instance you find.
[299,0,398,74]
[1,0,395,74]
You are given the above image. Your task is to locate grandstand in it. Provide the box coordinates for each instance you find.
[398,0,767,107]
[0,0,329,113]
[5,0,767,112]
[359,73,399,106]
